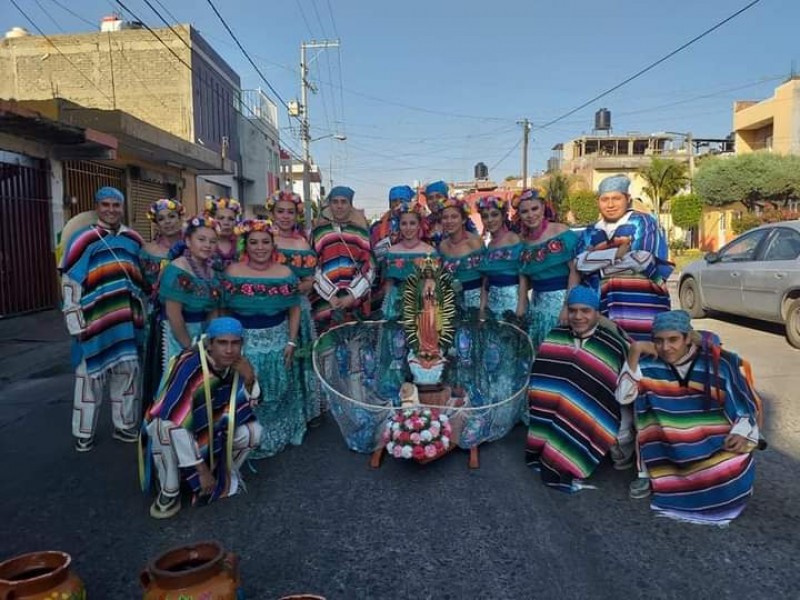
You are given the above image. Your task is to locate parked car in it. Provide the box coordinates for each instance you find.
[678,220,800,348]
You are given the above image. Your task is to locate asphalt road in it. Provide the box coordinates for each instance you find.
[0,312,798,599]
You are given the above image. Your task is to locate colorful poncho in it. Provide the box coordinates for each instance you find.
[311,220,375,326]
[634,346,760,524]
[142,346,257,500]
[577,211,672,341]
[139,248,167,295]
[60,224,145,377]
[526,321,630,491]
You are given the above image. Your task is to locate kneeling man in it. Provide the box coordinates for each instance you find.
[140,317,263,519]
[526,286,632,492]
[617,310,762,525]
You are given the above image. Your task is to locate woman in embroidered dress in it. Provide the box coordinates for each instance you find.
[204,197,242,270]
[140,199,184,403]
[438,197,484,314]
[516,189,580,352]
[224,220,304,457]
[267,190,322,426]
[159,216,223,366]
[477,195,524,322]
[381,201,436,320]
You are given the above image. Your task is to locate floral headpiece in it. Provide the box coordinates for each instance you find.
[511,188,543,209]
[266,190,304,215]
[147,198,184,222]
[234,219,274,238]
[437,196,471,218]
[204,196,242,217]
[182,215,219,237]
[477,195,509,213]
[392,200,427,218]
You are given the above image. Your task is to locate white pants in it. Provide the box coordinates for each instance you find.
[72,359,140,439]
[146,418,263,497]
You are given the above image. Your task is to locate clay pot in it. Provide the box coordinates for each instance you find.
[140,541,241,599]
[0,551,85,600]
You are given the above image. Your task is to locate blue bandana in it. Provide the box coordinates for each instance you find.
[328,186,355,203]
[206,317,244,340]
[567,286,600,309]
[425,180,448,197]
[598,175,631,196]
[652,310,692,335]
[95,186,125,204]
[389,185,415,205]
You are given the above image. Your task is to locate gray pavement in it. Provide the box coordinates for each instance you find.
[0,309,798,599]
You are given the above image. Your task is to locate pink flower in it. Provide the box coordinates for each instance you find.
[412,446,425,460]
[424,444,437,458]
[241,283,254,296]
[410,432,421,444]
[392,445,403,458]
[434,440,444,451]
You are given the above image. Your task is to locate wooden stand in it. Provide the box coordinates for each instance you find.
[369,444,479,469]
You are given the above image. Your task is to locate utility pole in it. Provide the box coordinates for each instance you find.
[687,131,695,191]
[299,39,340,226]
[517,119,532,188]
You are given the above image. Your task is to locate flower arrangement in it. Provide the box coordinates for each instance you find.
[147,198,184,221]
[234,218,273,237]
[182,215,218,236]
[436,196,471,218]
[204,196,242,217]
[477,195,509,212]
[383,406,452,462]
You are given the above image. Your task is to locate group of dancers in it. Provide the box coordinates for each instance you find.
[58,174,763,524]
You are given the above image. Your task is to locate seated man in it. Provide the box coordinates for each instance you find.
[616,310,762,525]
[140,317,263,519]
[526,286,632,492]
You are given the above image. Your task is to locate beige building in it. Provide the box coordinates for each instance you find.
[733,77,800,155]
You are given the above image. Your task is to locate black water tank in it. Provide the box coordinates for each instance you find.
[474,162,489,180]
[595,108,611,131]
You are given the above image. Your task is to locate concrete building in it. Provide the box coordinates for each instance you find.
[734,77,800,155]
[0,19,261,212]
[238,89,281,217]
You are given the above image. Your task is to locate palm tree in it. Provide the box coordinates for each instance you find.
[638,158,689,216]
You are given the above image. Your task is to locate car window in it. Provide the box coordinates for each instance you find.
[762,228,800,261]
[719,229,769,263]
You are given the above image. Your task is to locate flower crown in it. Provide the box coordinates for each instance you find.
[182,215,218,236]
[266,190,304,214]
[511,188,543,209]
[477,195,509,212]
[204,196,242,217]
[234,219,274,237]
[392,200,427,218]
[147,198,184,222]
[437,196,471,218]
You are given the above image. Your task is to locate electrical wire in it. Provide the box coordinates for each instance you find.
[46,0,96,27]
[33,0,65,32]
[535,0,764,131]
[490,139,522,172]
[9,0,115,105]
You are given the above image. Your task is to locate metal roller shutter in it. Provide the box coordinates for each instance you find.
[130,178,170,242]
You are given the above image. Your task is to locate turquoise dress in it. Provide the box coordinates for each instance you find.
[441,247,484,313]
[158,263,222,367]
[223,273,304,458]
[520,230,578,351]
[276,246,321,422]
[139,248,169,405]
[139,248,167,295]
[380,251,435,320]
[480,242,522,319]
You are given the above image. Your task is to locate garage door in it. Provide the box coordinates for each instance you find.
[130,178,172,242]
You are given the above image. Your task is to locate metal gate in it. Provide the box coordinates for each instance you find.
[130,178,172,242]
[0,159,58,317]
[63,160,124,219]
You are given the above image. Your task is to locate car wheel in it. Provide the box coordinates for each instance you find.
[785,299,800,349]
[679,277,707,319]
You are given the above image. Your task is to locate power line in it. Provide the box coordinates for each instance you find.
[9,0,115,105]
[150,0,181,26]
[490,139,522,172]
[46,0,96,27]
[33,0,65,33]
[203,0,292,112]
[535,0,765,131]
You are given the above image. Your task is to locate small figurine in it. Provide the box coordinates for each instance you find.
[399,382,420,407]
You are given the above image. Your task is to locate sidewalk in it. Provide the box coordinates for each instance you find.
[0,309,71,385]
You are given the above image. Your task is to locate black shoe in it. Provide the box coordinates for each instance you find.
[75,437,94,452]
[113,428,139,443]
[308,415,324,429]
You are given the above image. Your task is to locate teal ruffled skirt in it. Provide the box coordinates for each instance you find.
[527,288,567,353]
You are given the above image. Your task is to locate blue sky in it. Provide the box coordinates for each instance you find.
[4,0,798,214]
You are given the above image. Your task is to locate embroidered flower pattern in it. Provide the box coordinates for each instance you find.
[521,237,567,264]
[175,273,222,300]
[223,279,297,297]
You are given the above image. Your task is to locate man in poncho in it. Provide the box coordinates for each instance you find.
[526,286,632,492]
[140,317,263,519]
[60,186,146,452]
[616,310,763,525]
[575,174,672,341]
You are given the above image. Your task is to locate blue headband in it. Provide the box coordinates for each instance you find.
[425,180,448,197]
[567,286,600,309]
[328,186,355,202]
[598,175,631,195]
[389,185,415,204]
[95,186,124,204]
[652,310,692,335]
[206,317,244,340]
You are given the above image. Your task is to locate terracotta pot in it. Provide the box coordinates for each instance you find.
[0,551,85,600]
[140,541,241,599]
